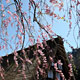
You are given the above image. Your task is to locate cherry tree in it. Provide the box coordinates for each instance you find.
[0,0,80,54]
[0,0,80,80]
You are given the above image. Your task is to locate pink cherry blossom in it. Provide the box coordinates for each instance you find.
[45,9,50,14]
[1,4,4,11]
[49,56,53,62]
[26,58,32,64]
[2,14,5,17]
[37,38,40,43]
[6,0,10,3]
[37,50,44,56]
[0,73,4,80]
[0,46,1,50]
[7,11,12,15]
[37,59,41,65]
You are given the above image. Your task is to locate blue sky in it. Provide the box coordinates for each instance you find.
[0,0,80,56]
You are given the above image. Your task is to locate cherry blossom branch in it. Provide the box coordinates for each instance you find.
[14,0,25,49]
[29,0,52,39]
[0,37,13,50]
[0,3,15,13]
